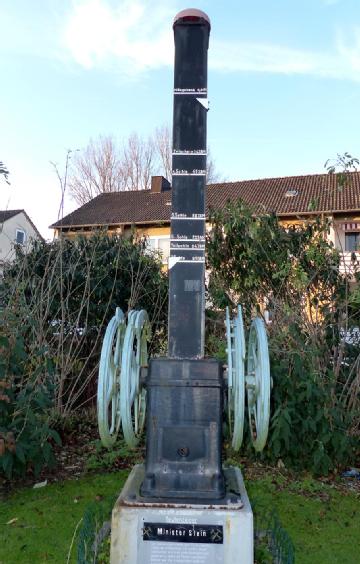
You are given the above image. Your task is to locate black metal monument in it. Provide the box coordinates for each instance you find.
[97,9,272,563]
[141,8,225,501]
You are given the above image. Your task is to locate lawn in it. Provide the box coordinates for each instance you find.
[0,472,128,564]
[0,470,359,563]
[247,475,360,564]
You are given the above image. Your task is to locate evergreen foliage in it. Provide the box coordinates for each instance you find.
[207,201,360,473]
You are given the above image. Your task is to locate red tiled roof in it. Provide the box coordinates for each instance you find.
[51,172,360,229]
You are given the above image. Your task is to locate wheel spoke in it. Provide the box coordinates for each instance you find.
[105,365,114,403]
[253,407,258,430]
[134,396,139,434]
[120,310,150,447]
[251,343,258,367]
[114,326,122,366]
[97,308,125,448]
[109,395,116,434]
[226,306,245,451]
[247,317,271,452]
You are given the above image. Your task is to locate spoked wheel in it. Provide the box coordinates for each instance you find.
[120,310,151,447]
[97,307,125,447]
[246,317,271,452]
[226,305,246,451]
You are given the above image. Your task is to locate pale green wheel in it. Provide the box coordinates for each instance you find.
[97,307,125,448]
[120,310,151,447]
[225,306,233,434]
[226,305,246,451]
[246,317,271,452]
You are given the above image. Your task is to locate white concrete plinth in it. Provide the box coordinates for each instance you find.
[111,465,253,564]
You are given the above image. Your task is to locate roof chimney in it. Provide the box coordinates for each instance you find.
[150,176,171,193]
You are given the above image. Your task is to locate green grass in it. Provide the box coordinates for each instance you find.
[0,471,359,563]
[247,475,360,564]
[0,472,127,564]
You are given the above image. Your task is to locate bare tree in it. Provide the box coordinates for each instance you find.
[68,127,223,205]
[121,133,155,191]
[0,161,10,184]
[153,125,223,184]
[154,125,172,180]
[206,146,223,184]
[68,136,123,205]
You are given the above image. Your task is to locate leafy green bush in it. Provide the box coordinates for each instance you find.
[0,310,61,478]
[266,324,358,474]
[207,200,360,474]
[85,439,143,472]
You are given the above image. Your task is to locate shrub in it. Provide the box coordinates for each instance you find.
[266,318,358,474]
[1,231,168,418]
[207,201,360,473]
[0,308,61,478]
[0,231,168,477]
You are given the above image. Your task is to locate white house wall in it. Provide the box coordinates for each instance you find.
[0,212,40,274]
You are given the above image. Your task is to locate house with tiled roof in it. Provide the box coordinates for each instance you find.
[0,209,43,275]
[51,173,360,272]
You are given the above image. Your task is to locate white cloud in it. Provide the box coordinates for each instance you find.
[63,0,175,72]
[210,41,316,75]
[210,38,360,81]
[62,0,360,82]
[336,27,360,74]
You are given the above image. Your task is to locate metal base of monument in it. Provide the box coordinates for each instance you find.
[142,358,225,500]
[110,464,253,563]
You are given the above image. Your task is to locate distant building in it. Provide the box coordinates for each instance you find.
[50,173,360,274]
[0,209,43,275]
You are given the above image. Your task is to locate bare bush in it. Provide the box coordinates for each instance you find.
[1,233,168,418]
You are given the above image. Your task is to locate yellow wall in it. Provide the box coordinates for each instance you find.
[57,215,360,248]
[56,215,360,278]
[136,226,170,237]
[55,226,123,239]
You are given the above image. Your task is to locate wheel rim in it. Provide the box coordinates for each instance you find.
[225,307,233,435]
[97,307,125,447]
[226,305,246,451]
[120,310,151,447]
[246,317,270,452]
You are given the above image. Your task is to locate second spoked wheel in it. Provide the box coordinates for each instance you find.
[120,310,151,447]
[97,307,125,448]
[246,318,270,451]
[97,308,151,449]
[226,306,271,452]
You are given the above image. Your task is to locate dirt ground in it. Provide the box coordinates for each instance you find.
[1,416,359,498]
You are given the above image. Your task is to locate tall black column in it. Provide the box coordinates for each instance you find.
[168,9,210,359]
[141,10,224,501]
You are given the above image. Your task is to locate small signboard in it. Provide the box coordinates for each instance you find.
[138,512,224,564]
[142,522,223,544]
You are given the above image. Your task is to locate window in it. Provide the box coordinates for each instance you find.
[345,232,360,252]
[15,229,26,245]
[147,236,170,263]
[285,189,298,198]
[157,238,170,259]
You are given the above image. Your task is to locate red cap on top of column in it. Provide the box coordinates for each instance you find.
[173,8,210,29]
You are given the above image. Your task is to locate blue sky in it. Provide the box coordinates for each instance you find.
[1,0,360,237]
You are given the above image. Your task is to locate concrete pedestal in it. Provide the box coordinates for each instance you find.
[111,465,253,564]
